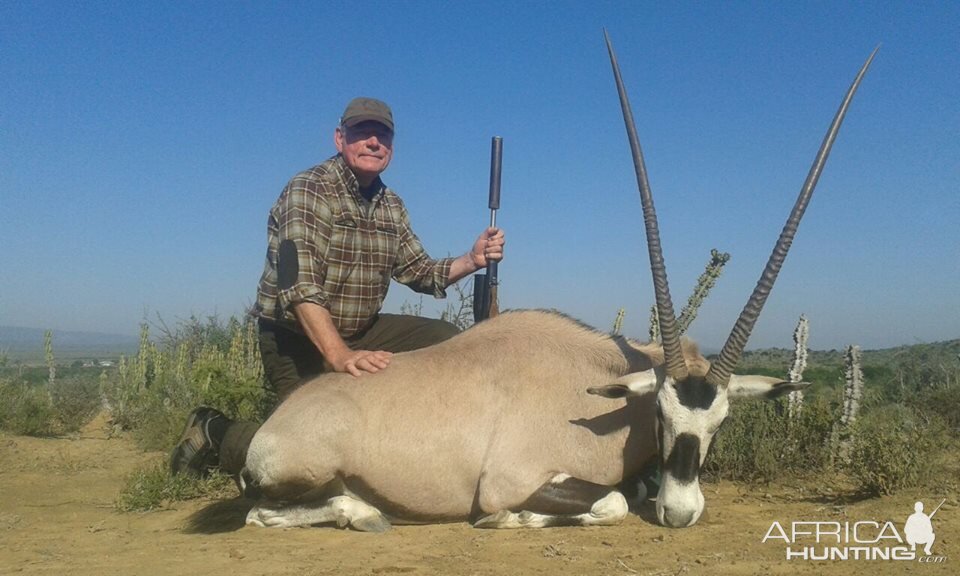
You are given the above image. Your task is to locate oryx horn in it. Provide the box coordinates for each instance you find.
[705,46,880,388]
[605,29,688,380]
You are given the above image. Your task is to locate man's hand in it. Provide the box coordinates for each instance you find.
[293,302,393,377]
[446,227,507,285]
[469,227,505,269]
[328,348,393,377]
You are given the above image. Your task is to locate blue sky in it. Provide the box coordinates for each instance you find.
[1,1,957,351]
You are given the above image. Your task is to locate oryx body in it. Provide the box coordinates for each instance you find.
[244,310,784,530]
[245,310,663,528]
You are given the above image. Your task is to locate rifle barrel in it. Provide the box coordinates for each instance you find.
[487,137,502,287]
[489,137,503,211]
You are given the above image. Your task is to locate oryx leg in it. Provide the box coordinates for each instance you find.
[474,474,628,529]
[246,494,391,532]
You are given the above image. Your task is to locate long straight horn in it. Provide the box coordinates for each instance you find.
[706,47,879,388]
[605,30,687,380]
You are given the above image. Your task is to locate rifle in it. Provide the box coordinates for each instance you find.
[929,499,946,519]
[473,136,503,323]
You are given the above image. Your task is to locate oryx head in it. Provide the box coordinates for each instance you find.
[589,32,877,528]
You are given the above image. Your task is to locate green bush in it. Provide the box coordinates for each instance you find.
[846,405,948,496]
[926,385,960,434]
[102,316,266,452]
[116,460,234,512]
[0,373,102,436]
[193,360,265,423]
[49,375,102,433]
[0,378,13,426]
[0,381,57,437]
[131,398,194,452]
[779,395,839,472]
[704,394,838,482]
[706,399,786,482]
[906,379,960,435]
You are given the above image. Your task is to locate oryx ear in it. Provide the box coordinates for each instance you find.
[728,375,810,399]
[587,369,659,399]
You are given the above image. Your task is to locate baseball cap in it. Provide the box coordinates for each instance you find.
[340,97,394,132]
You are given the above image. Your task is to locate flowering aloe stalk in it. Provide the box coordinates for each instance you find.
[787,315,809,420]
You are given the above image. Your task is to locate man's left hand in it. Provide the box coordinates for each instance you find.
[470,227,505,269]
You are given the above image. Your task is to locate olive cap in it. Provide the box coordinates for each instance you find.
[340,97,394,131]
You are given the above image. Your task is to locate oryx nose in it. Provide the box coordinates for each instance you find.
[661,505,697,528]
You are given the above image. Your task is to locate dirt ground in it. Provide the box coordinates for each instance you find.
[1,415,956,576]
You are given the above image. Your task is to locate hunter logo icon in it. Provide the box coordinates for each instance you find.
[904,499,944,556]
[762,497,949,562]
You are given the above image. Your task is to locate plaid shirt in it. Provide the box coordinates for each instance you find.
[254,155,455,337]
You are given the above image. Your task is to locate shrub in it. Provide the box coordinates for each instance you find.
[0,378,14,426]
[920,381,960,434]
[49,375,102,433]
[102,315,265,451]
[131,399,194,453]
[901,376,960,436]
[706,399,786,482]
[0,374,101,436]
[846,404,948,496]
[0,381,57,437]
[704,394,838,482]
[116,460,234,512]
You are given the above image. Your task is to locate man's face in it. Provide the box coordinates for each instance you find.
[335,120,394,184]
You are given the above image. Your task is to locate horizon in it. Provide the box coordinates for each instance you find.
[1,323,957,358]
[2,2,958,351]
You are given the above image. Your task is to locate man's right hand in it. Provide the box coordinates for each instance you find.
[293,302,393,377]
[329,349,393,377]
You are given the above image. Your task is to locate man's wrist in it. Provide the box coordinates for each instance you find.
[322,343,351,366]
[467,251,482,272]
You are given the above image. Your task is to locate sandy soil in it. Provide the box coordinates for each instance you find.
[1,416,956,576]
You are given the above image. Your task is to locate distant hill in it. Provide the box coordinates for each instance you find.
[0,326,138,363]
[2,323,957,371]
[738,339,960,370]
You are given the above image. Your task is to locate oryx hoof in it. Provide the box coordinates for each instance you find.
[473,509,513,529]
[350,513,392,533]
[246,505,288,528]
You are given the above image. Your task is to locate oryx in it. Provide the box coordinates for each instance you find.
[241,35,877,531]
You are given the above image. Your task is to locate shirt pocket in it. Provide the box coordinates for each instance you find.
[371,223,400,286]
[325,217,359,293]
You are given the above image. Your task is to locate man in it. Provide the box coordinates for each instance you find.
[171,97,505,478]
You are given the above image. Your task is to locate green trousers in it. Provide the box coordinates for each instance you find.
[219,314,460,475]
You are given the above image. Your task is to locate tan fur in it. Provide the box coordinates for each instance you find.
[629,337,709,377]
[244,310,711,523]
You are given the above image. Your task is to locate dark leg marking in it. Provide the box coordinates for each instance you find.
[516,476,617,515]
[474,475,627,529]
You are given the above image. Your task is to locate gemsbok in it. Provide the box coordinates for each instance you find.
[242,33,877,531]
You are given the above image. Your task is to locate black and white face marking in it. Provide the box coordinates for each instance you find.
[655,376,729,528]
[586,369,803,528]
